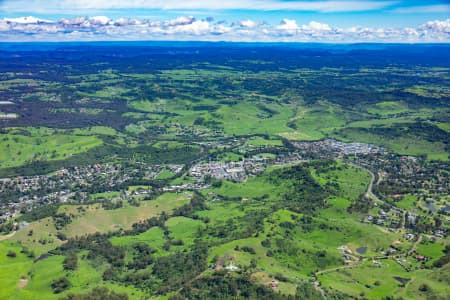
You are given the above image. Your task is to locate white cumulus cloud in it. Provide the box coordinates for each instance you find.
[164,16,196,27]
[238,20,259,28]
[302,21,331,31]
[4,16,53,24]
[1,15,449,42]
[419,19,450,33]
[276,19,299,34]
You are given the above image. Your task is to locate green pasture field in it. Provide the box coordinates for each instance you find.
[319,260,450,299]
[75,88,127,98]
[311,161,371,201]
[366,101,411,116]
[8,192,191,259]
[281,101,362,141]
[209,175,277,200]
[155,170,176,179]
[110,226,166,249]
[319,260,410,299]
[10,217,62,256]
[218,152,243,162]
[128,100,158,113]
[435,122,450,133]
[405,85,450,99]
[416,241,446,264]
[165,216,204,248]
[89,191,121,200]
[3,249,146,300]
[218,102,293,136]
[246,136,283,147]
[395,195,419,211]
[110,216,205,257]
[0,129,103,169]
[71,126,118,136]
[153,141,187,149]
[0,241,33,299]
[60,192,190,238]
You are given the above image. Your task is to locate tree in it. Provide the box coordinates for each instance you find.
[295,282,323,300]
[63,252,78,270]
[418,283,430,292]
[51,277,70,294]
[6,250,16,258]
[60,287,128,300]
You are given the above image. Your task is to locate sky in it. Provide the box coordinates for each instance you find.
[0,0,449,42]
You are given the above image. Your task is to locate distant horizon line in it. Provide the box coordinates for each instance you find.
[1,40,450,45]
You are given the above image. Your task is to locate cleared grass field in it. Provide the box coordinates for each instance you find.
[72,126,118,136]
[366,101,411,116]
[403,265,450,299]
[0,128,103,169]
[311,162,371,201]
[217,152,243,162]
[165,216,204,247]
[282,102,356,140]
[435,122,450,133]
[60,192,191,237]
[8,192,191,261]
[110,216,203,256]
[11,217,62,256]
[5,251,146,300]
[110,226,166,248]
[319,260,411,299]
[76,86,129,98]
[218,102,293,136]
[209,175,277,200]
[0,241,33,299]
[246,136,283,147]
[319,260,450,299]
[395,195,418,211]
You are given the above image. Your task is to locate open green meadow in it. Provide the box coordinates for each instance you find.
[0,128,103,169]
[60,193,191,238]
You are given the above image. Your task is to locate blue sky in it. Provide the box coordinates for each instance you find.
[0,0,449,42]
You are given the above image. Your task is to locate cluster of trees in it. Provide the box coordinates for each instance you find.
[102,200,124,210]
[151,242,208,294]
[433,245,450,268]
[53,213,72,230]
[171,272,287,300]
[56,233,125,268]
[0,222,14,234]
[128,212,168,235]
[172,191,207,217]
[171,272,339,300]
[20,204,59,222]
[347,193,373,213]
[51,277,71,294]
[269,165,328,213]
[59,287,128,300]
[127,243,155,270]
[101,241,208,295]
[198,208,267,242]
[63,252,78,270]
[6,250,16,258]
